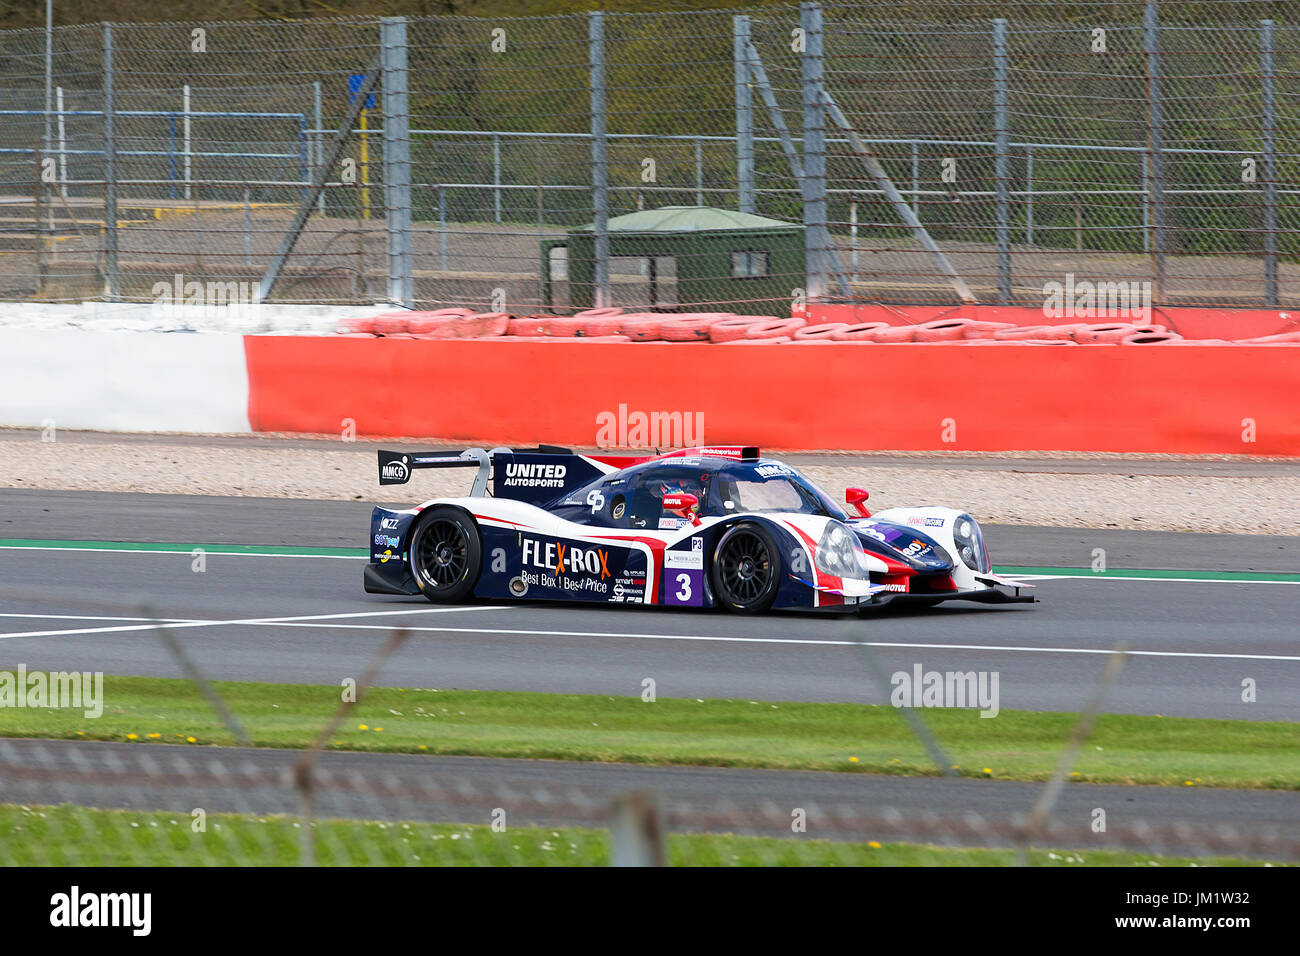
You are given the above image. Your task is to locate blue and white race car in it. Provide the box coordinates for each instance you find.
[363,445,1034,613]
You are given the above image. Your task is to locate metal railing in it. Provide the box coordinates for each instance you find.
[0,1,1294,313]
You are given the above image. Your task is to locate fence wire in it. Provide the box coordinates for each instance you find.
[1,735,1294,867]
[0,2,1295,315]
[0,583,1293,868]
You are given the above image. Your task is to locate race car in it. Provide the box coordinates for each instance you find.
[363,445,1034,613]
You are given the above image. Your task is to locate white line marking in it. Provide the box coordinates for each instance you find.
[0,605,510,641]
[222,622,1300,663]
[0,545,364,560]
[0,613,191,623]
[1,606,1294,663]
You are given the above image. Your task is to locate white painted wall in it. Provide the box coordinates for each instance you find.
[0,329,252,433]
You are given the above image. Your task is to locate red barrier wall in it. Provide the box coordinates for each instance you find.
[803,303,1300,341]
[244,337,1300,455]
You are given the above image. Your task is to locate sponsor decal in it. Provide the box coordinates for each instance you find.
[880,582,908,592]
[694,447,745,459]
[520,536,612,595]
[665,548,703,570]
[380,457,409,482]
[379,517,400,531]
[754,463,795,478]
[611,498,626,519]
[910,516,945,528]
[374,534,400,549]
[374,549,395,564]
[658,516,687,530]
[611,578,645,603]
[502,462,568,488]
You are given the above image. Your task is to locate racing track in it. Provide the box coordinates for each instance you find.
[1,489,1298,722]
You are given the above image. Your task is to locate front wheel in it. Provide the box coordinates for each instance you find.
[710,522,781,614]
[408,507,481,603]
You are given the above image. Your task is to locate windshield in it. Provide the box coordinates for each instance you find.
[715,473,846,519]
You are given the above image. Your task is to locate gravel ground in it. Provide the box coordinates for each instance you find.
[1,433,1297,535]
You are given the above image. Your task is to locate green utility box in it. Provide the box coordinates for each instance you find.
[541,206,804,314]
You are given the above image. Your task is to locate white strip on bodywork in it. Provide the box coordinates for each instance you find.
[0,328,251,432]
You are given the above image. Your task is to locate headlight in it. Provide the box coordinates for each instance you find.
[952,513,990,572]
[816,520,871,579]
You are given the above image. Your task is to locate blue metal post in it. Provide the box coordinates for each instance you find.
[993,18,1011,303]
[734,14,755,214]
[801,2,828,301]
[590,11,610,308]
[1261,19,1278,307]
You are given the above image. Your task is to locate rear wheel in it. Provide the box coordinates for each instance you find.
[710,522,780,614]
[409,507,481,603]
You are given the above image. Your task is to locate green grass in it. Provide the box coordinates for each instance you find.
[0,804,1279,867]
[4,672,1296,790]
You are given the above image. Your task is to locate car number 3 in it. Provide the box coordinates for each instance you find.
[675,573,692,602]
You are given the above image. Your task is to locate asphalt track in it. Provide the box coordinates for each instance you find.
[0,489,1297,721]
[2,739,1296,849]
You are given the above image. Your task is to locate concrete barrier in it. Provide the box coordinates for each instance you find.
[243,336,1300,455]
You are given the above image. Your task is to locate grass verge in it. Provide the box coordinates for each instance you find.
[0,804,1280,866]
[2,672,1295,789]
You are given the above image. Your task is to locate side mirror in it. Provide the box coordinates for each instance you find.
[662,492,701,527]
[845,487,871,518]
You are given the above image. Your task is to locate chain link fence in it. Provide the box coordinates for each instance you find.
[4,736,1295,867]
[0,1,1295,314]
[0,608,1294,868]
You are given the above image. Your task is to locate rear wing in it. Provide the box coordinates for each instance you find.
[377,444,591,501]
[378,444,763,504]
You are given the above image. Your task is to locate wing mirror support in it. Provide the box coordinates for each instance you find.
[846,487,871,518]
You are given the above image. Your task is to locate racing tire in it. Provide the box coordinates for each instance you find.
[408,507,482,603]
[710,522,781,614]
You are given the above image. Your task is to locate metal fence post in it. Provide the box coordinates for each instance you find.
[1260,19,1278,307]
[1024,145,1033,245]
[695,137,704,206]
[313,81,325,216]
[734,14,755,214]
[56,86,68,199]
[182,84,192,201]
[801,2,829,301]
[610,791,665,867]
[381,16,413,309]
[590,11,611,309]
[910,140,919,216]
[1143,0,1166,301]
[103,23,118,302]
[493,132,502,223]
[993,18,1011,303]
